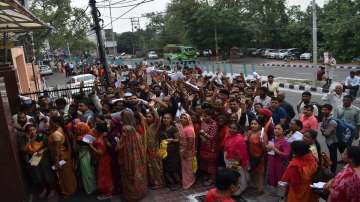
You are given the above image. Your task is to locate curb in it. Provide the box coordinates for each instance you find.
[244,80,329,94]
[277,82,328,93]
[202,71,329,94]
[261,63,360,70]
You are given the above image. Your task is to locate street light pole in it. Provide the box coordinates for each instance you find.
[108,0,116,54]
[89,0,111,85]
[67,42,71,59]
[312,0,318,65]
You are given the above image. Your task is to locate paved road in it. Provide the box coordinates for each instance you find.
[198,58,353,82]
[125,57,355,82]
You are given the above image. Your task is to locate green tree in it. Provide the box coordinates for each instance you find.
[319,0,360,61]
[30,0,95,57]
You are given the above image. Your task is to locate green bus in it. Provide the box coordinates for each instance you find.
[163,44,199,61]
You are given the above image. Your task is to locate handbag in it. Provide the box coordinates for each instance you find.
[313,152,334,183]
[158,140,168,159]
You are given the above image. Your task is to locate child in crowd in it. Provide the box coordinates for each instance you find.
[205,168,241,202]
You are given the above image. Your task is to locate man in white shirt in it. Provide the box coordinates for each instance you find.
[297,91,319,117]
[263,75,279,97]
[345,71,359,98]
[322,83,344,111]
[254,87,272,108]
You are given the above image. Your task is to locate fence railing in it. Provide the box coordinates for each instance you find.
[20,85,105,101]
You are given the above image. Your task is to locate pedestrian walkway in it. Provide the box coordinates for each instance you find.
[32,182,282,202]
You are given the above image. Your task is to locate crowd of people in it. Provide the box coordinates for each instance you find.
[14,61,360,202]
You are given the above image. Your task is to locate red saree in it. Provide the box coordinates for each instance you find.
[199,119,218,180]
[328,164,360,202]
[224,134,249,169]
[281,153,318,202]
[93,135,113,195]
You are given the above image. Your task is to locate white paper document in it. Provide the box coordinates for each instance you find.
[310,182,326,189]
[82,134,96,144]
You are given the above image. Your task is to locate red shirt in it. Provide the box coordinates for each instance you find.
[205,188,235,202]
[300,114,318,133]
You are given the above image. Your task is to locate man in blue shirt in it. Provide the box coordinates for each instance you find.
[270,97,288,126]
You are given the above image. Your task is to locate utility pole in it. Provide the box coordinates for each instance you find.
[67,42,71,59]
[214,24,218,62]
[108,0,116,55]
[312,0,318,65]
[130,17,140,56]
[89,0,111,85]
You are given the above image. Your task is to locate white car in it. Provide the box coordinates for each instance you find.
[67,74,96,88]
[300,53,312,60]
[39,65,53,76]
[268,50,279,59]
[202,49,212,56]
[119,52,133,59]
[277,49,289,59]
[264,49,275,58]
[147,51,158,59]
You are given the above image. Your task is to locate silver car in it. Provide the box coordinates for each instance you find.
[39,65,53,76]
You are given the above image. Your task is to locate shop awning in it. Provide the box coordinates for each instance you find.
[0,0,50,33]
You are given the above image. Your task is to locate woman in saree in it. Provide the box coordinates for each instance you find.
[266,124,290,189]
[107,116,122,193]
[89,122,113,200]
[246,119,267,194]
[144,104,165,189]
[280,141,318,202]
[327,146,360,202]
[217,115,230,168]
[116,110,148,202]
[24,124,56,198]
[74,122,96,194]
[48,116,77,196]
[177,113,196,189]
[159,113,181,190]
[223,123,249,196]
[199,108,219,185]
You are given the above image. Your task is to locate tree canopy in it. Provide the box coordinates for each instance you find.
[118,0,360,61]
[30,0,96,57]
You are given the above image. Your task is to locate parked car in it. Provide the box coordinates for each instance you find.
[202,49,212,57]
[251,49,263,56]
[265,49,276,58]
[39,65,53,76]
[278,48,300,60]
[277,49,288,59]
[147,51,158,59]
[260,49,267,57]
[119,52,133,59]
[246,48,257,55]
[66,74,95,88]
[352,56,360,63]
[268,49,279,59]
[286,48,300,59]
[300,53,312,60]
